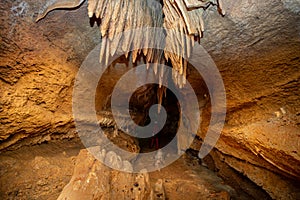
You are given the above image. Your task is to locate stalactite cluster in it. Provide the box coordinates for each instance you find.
[37,0,224,109]
[88,0,164,66]
[163,0,223,88]
[86,0,223,108]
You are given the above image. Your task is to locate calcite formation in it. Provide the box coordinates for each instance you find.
[36,0,224,97]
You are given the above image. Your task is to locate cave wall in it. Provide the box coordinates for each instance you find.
[197,1,300,199]
[0,0,299,199]
[0,0,100,149]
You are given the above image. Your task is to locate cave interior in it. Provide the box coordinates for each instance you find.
[0,0,300,199]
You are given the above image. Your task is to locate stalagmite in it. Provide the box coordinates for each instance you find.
[154,149,165,169]
[153,179,166,199]
[122,160,133,172]
[104,151,123,169]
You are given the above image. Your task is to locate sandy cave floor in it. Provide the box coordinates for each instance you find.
[0,138,238,200]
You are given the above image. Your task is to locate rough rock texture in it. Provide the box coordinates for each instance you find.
[0,0,300,199]
[57,149,152,200]
[0,140,84,199]
[195,0,300,199]
[0,0,101,150]
[0,140,235,199]
[57,148,234,200]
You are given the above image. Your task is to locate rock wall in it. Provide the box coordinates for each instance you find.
[197,0,300,199]
[0,0,100,150]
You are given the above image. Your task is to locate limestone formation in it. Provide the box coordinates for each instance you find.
[152,179,166,200]
[57,149,153,200]
[36,0,224,100]
[0,0,299,199]
[154,149,165,169]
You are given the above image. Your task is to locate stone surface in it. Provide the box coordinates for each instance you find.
[195,0,300,199]
[0,0,100,150]
[0,140,83,199]
[57,149,152,200]
[57,148,234,200]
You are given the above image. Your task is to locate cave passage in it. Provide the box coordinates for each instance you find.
[132,86,180,153]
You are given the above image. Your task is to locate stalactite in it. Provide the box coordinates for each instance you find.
[157,87,166,113]
[37,0,224,111]
[161,0,226,88]
[87,0,97,17]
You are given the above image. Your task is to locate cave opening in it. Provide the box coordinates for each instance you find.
[130,85,180,153]
[95,55,211,156]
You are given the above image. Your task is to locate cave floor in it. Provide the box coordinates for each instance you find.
[0,139,83,199]
[148,153,235,199]
[0,139,236,200]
